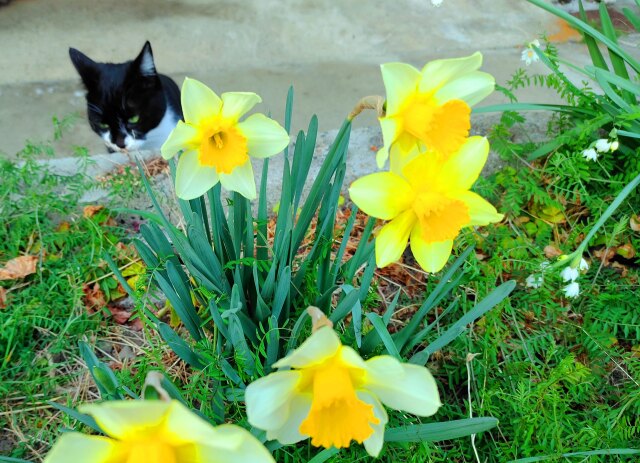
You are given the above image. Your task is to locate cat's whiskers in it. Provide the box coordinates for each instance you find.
[88,103,103,115]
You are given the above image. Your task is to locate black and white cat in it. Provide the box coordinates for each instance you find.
[69,41,182,152]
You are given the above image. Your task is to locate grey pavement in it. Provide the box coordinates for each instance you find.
[0,0,638,203]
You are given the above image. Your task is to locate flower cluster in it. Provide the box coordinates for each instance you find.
[349,53,503,272]
[41,54,503,462]
[560,256,589,299]
[582,137,619,161]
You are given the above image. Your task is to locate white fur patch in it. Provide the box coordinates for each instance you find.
[101,131,120,152]
[123,108,179,151]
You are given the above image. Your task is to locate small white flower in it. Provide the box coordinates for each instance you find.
[610,140,619,152]
[526,274,544,288]
[578,257,589,272]
[563,282,580,298]
[582,148,598,161]
[521,48,539,66]
[540,260,550,270]
[560,265,579,282]
[431,0,444,6]
[595,138,612,153]
[521,40,541,66]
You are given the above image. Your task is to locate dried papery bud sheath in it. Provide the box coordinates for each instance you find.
[306,306,333,332]
[142,371,172,401]
[348,95,386,121]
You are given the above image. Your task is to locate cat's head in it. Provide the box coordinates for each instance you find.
[69,41,168,152]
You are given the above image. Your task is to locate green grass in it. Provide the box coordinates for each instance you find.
[0,138,134,459]
[1,113,639,463]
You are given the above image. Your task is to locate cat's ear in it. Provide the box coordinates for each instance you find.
[69,47,99,88]
[133,41,157,77]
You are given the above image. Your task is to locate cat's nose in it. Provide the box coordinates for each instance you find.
[114,135,126,149]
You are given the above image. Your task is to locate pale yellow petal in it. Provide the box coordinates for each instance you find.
[380,62,421,115]
[79,400,171,440]
[453,191,504,226]
[375,210,416,268]
[162,401,221,446]
[410,224,453,273]
[237,113,290,159]
[401,152,443,191]
[221,92,262,120]
[181,77,222,125]
[435,71,495,106]
[437,136,489,191]
[339,346,367,369]
[364,356,442,416]
[358,392,388,458]
[175,150,220,200]
[389,144,421,175]
[219,160,257,200]
[161,121,199,160]
[191,424,276,463]
[265,393,312,445]
[273,326,341,369]
[376,117,400,168]
[44,433,117,463]
[349,172,414,220]
[419,52,483,93]
[245,371,302,432]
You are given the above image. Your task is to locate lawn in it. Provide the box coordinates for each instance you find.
[1,2,640,462]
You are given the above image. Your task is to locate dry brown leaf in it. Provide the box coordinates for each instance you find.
[83,205,105,218]
[83,283,107,313]
[594,247,617,266]
[130,318,144,331]
[544,245,562,259]
[630,215,640,232]
[109,306,132,325]
[0,287,6,309]
[0,255,38,280]
[617,243,636,259]
[611,262,629,278]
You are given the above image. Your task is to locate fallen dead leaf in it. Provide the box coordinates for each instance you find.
[617,243,636,259]
[83,205,105,218]
[83,283,107,313]
[0,255,38,280]
[130,318,144,331]
[109,306,133,325]
[0,287,6,309]
[611,262,629,278]
[594,247,617,267]
[630,215,640,232]
[544,245,562,259]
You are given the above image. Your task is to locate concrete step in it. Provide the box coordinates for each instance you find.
[0,0,637,159]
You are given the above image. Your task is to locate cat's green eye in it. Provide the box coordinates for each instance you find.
[128,115,140,124]
[99,123,109,129]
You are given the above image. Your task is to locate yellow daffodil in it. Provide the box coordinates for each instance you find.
[349,136,503,273]
[245,318,441,457]
[377,52,494,169]
[44,400,275,463]
[161,78,290,200]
